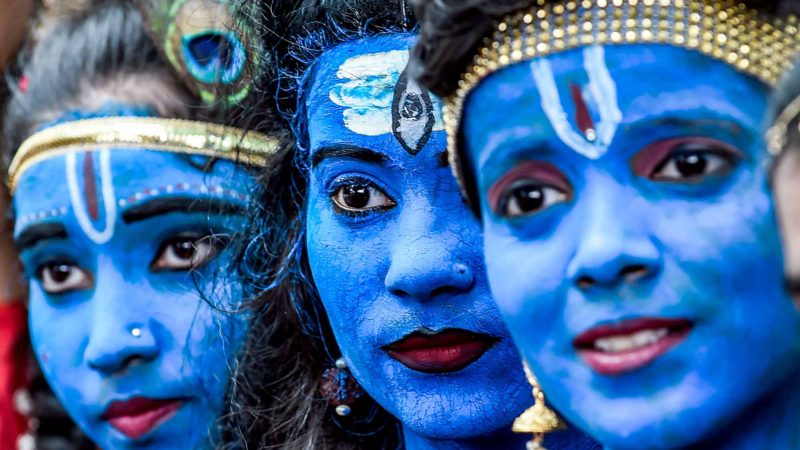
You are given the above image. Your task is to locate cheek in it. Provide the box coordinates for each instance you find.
[28,293,89,398]
[304,194,391,355]
[650,180,788,330]
[305,195,346,290]
[167,292,237,351]
[482,219,570,343]
[188,307,247,393]
[304,198,362,322]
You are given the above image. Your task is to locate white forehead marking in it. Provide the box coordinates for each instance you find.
[329,49,444,137]
[66,150,117,244]
[530,45,621,159]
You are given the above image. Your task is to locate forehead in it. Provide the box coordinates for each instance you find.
[305,33,446,156]
[14,149,251,234]
[465,44,769,144]
[307,33,417,111]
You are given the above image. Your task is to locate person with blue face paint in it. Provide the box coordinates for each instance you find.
[221,1,599,449]
[3,1,278,448]
[410,0,800,448]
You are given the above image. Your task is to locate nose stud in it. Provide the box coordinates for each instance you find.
[130,327,142,338]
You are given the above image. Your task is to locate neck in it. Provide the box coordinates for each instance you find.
[671,367,800,450]
[401,424,529,450]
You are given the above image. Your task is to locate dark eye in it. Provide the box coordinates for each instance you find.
[498,180,569,218]
[638,139,740,182]
[151,234,224,271]
[36,262,92,294]
[330,180,395,214]
[489,161,572,219]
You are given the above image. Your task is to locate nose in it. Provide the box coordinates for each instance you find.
[384,220,476,302]
[84,270,159,375]
[566,184,662,290]
[85,323,159,374]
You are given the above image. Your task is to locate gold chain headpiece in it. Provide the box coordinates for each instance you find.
[8,117,281,192]
[444,0,800,196]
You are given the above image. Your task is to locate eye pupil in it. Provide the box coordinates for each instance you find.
[512,186,544,213]
[51,264,72,283]
[342,185,371,208]
[675,152,707,177]
[173,239,196,259]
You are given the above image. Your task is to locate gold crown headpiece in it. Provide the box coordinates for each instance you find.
[8,117,281,192]
[444,0,800,197]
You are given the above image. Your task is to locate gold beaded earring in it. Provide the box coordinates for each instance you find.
[512,361,566,450]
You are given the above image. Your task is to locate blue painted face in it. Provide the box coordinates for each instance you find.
[461,44,800,448]
[303,34,534,444]
[13,109,251,449]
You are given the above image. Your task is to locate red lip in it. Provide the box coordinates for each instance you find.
[102,397,183,440]
[383,329,498,374]
[573,318,693,376]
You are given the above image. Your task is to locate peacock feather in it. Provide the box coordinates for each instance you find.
[136,0,262,107]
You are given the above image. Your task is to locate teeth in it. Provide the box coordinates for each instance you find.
[593,328,669,353]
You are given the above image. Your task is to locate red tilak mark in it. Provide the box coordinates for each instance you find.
[570,83,595,138]
[83,153,99,221]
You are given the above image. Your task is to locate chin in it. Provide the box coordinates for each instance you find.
[390,381,526,440]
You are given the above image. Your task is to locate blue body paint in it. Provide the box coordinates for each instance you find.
[13,106,252,449]
[461,44,800,449]
[303,34,597,449]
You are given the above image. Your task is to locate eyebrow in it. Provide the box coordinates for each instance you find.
[14,222,68,251]
[625,116,745,135]
[121,197,246,224]
[311,145,388,168]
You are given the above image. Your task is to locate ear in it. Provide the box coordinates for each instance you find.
[135,0,263,107]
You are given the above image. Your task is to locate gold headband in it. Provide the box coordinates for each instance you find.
[444,0,800,196]
[8,117,281,192]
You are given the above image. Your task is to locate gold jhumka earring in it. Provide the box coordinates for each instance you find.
[512,361,566,450]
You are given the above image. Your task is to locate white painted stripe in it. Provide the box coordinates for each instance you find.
[66,150,116,244]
